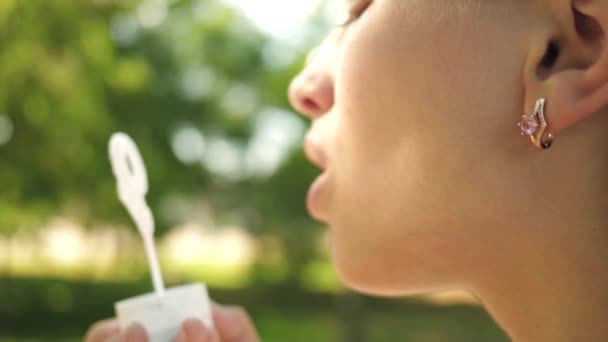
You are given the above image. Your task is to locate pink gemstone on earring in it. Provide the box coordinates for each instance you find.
[519,115,539,136]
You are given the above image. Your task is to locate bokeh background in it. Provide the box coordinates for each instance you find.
[0,0,509,341]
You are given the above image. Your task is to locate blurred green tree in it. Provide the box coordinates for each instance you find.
[0,0,325,282]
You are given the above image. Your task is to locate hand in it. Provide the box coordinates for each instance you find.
[84,318,147,342]
[84,303,260,342]
[174,304,259,342]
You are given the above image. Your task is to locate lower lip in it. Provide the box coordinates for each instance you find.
[307,172,328,220]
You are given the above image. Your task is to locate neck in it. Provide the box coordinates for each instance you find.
[474,118,608,342]
[472,220,608,342]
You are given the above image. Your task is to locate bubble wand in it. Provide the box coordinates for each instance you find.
[109,132,165,296]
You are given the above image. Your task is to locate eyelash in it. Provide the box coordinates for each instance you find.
[337,0,372,28]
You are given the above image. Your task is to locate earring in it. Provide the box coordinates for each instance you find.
[518,98,555,150]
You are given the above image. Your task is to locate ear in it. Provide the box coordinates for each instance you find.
[524,0,608,135]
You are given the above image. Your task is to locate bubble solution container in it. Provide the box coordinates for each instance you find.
[115,283,213,342]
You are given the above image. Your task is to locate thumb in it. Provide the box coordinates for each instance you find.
[84,319,120,342]
[212,304,259,342]
[174,318,219,342]
[113,323,148,342]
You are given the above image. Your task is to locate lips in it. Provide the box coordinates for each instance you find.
[304,137,327,171]
[307,172,329,221]
[303,136,329,221]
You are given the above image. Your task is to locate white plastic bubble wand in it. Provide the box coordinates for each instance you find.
[109,132,165,296]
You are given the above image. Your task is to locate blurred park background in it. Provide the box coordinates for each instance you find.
[0,0,509,341]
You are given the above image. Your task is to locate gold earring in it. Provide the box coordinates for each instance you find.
[518,98,555,150]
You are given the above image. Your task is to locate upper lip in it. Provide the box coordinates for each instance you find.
[304,135,328,171]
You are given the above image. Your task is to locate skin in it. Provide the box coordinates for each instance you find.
[84,303,259,342]
[291,0,608,340]
[87,0,608,341]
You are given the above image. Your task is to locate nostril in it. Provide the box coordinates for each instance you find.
[303,98,321,113]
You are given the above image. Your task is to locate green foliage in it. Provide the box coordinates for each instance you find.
[0,0,315,236]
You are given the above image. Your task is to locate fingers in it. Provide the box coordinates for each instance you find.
[173,304,260,342]
[117,323,148,342]
[212,304,260,342]
[84,319,120,342]
[85,305,258,342]
[174,318,219,342]
[84,320,148,342]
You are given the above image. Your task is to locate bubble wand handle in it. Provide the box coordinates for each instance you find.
[109,132,165,296]
[142,223,165,296]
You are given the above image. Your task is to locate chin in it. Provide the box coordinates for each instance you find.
[330,247,430,298]
[337,269,431,298]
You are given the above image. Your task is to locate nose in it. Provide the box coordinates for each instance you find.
[288,49,335,119]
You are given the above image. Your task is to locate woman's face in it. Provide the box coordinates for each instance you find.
[289,0,538,295]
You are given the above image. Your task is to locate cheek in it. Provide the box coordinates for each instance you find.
[326,2,529,291]
[334,1,527,222]
[332,5,472,234]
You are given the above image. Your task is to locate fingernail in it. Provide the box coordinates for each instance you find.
[125,323,148,342]
[183,318,206,338]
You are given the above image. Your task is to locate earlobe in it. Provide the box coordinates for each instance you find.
[524,0,608,138]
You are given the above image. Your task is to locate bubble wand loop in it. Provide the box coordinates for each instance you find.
[109,133,165,296]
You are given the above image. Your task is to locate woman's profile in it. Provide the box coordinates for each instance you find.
[86,0,608,341]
